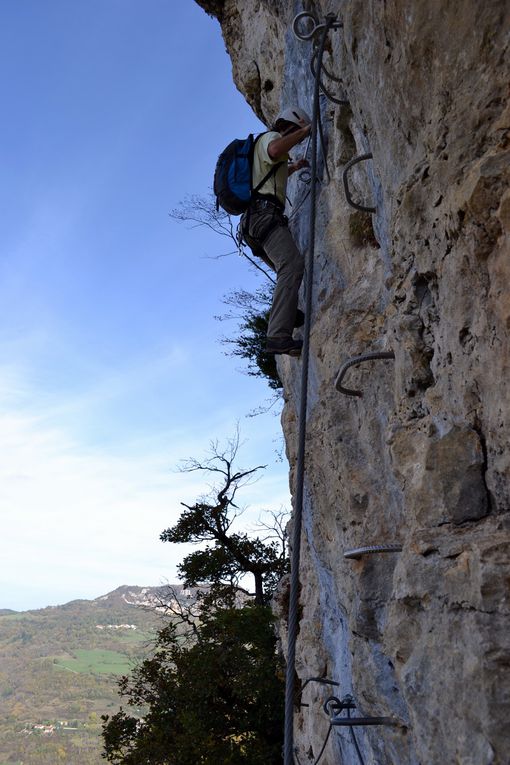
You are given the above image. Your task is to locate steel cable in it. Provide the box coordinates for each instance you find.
[284,14,339,765]
[283,12,399,765]
[348,707,366,765]
[289,94,329,223]
[313,723,333,764]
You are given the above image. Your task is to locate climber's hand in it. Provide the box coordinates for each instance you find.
[289,157,310,175]
[297,118,311,135]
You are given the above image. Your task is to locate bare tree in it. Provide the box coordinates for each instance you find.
[160,433,288,605]
[169,193,276,284]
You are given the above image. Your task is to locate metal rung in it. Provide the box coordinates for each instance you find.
[324,695,398,728]
[344,544,403,560]
[331,716,397,727]
[343,153,376,213]
[334,351,395,397]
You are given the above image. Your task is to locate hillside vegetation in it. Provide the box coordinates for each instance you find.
[0,586,182,765]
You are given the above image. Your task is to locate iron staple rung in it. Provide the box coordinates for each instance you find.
[334,351,395,397]
[344,544,403,560]
[342,153,377,213]
[330,716,397,727]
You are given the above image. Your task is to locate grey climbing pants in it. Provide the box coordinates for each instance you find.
[243,201,304,340]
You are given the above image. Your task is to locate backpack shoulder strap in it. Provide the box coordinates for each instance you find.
[251,132,285,194]
[252,162,285,193]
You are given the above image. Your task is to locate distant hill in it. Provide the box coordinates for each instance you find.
[93,582,197,610]
[0,584,193,765]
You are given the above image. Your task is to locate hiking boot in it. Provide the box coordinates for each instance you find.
[294,309,305,328]
[266,337,303,357]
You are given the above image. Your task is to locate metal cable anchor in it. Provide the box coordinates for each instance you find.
[344,544,403,560]
[343,153,377,213]
[334,351,395,397]
[293,12,348,106]
[324,695,396,727]
[292,11,342,41]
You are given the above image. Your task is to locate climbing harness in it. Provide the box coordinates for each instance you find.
[335,351,395,397]
[284,12,342,765]
[343,153,377,213]
[344,544,403,560]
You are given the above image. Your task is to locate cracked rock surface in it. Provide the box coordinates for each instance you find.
[197,1,510,762]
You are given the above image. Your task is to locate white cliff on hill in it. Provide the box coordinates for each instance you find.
[197,2,510,763]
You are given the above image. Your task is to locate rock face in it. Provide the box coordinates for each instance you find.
[197,1,510,763]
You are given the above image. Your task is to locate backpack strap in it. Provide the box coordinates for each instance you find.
[252,161,285,194]
[251,131,285,199]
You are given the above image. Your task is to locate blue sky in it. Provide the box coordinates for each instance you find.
[0,1,290,611]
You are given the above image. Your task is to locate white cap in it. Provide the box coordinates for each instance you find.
[275,106,311,126]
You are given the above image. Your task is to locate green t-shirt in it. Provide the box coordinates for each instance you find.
[252,131,289,206]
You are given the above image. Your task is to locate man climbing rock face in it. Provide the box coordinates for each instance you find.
[241,106,311,357]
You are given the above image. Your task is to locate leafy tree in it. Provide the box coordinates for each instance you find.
[102,436,288,764]
[160,435,288,605]
[102,605,284,765]
[218,287,282,391]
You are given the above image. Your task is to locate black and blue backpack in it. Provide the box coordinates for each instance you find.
[214,133,282,215]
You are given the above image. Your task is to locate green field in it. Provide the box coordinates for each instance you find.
[0,585,178,764]
[55,648,134,675]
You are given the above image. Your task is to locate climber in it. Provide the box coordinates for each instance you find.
[241,106,311,356]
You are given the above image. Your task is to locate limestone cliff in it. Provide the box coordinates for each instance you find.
[197,1,510,763]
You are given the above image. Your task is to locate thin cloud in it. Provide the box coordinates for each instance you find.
[0,379,289,610]
[0,409,191,606]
